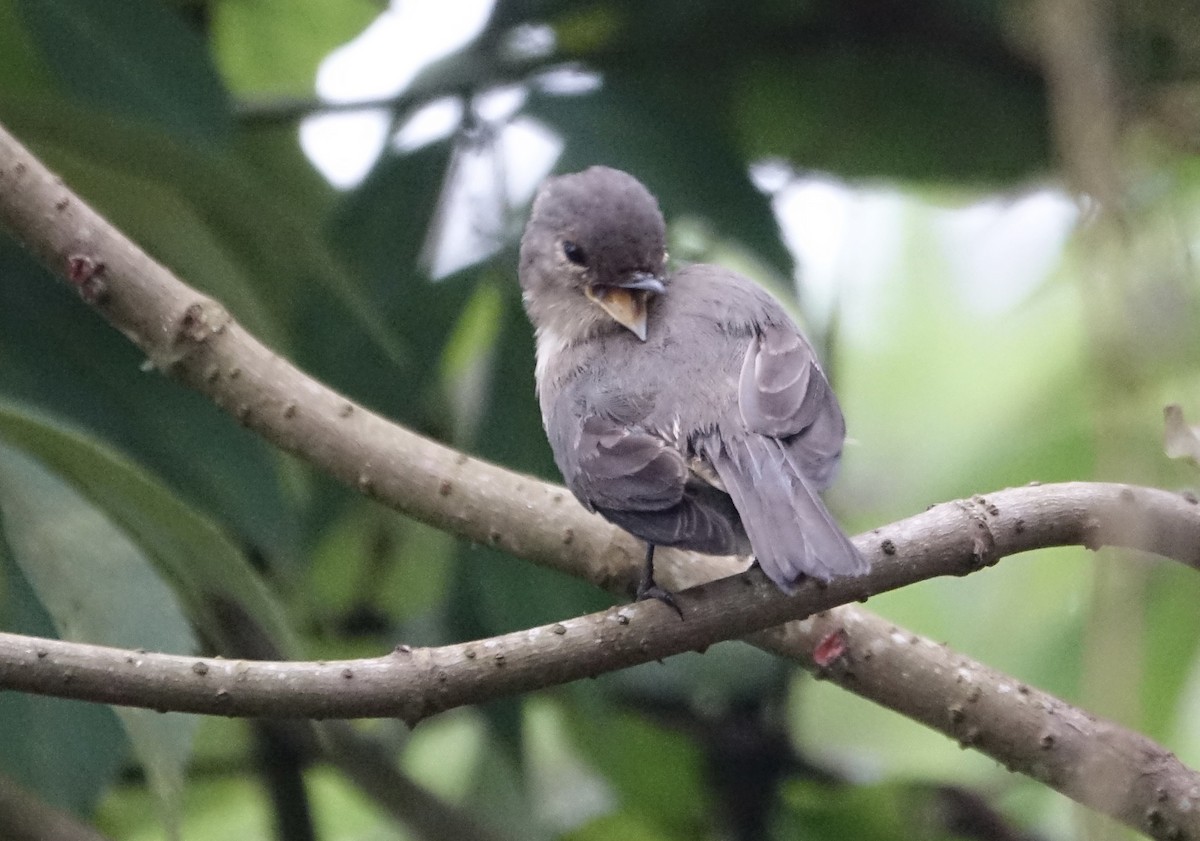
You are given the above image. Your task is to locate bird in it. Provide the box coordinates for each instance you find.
[518,166,867,610]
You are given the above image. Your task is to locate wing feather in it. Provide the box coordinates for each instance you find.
[565,412,745,554]
[573,413,687,510]
[738,326,845,490]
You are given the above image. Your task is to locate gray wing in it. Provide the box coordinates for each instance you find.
[696,322,866,588]
[738,325,845,490]
[572,412,687,511]
[565,411,745,554]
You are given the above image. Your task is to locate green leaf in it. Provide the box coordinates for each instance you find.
[212,0,379,96]
[0,443,196,653]
[15,0,232,143]
[0,1,56,97]
[564,698,706,833]
[0,238,295,555]
[0,545,127,817]
[1143,563,1200,741]
[325,141,475,430]
[776,779,973,841]
[565,812,672,841]
[0,442,196,834]
[305,503,454,629]
[0,401,300,659]
[0,94,393,356]
[731,45,1049,183]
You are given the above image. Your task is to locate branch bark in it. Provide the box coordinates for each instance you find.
[2,122,1200,839]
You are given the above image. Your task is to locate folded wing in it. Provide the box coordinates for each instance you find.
[738,326,846,489]
[567,412,745,555]
[707,325,866,588]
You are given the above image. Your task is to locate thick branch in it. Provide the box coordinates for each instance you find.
[3,122,1200,839]
[0,482,1190,713]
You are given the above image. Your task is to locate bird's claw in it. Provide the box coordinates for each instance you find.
[636,580,683,619]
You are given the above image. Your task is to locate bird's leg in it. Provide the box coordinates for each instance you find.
[635,543,683,619]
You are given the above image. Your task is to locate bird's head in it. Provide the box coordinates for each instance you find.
[519,166,668,342]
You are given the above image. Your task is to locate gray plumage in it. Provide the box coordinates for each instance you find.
[519,166,866,593]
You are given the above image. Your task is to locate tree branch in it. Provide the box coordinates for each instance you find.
[0,483,1197,836]
[0,482,1191,714]
[2,121,1199,839]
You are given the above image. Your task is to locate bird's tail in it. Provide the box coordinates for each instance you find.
[702,434,866,592]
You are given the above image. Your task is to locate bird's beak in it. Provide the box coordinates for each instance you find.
[586,273,666,342]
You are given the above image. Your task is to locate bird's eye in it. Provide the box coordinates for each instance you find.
[561,240,588,266]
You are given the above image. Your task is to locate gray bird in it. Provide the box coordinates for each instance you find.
[519,166,866,606]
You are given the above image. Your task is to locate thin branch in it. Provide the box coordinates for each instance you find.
[2,122,1200,839]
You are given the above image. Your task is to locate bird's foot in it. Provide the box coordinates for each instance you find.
[636,544,683,618]
[635,578,683,619]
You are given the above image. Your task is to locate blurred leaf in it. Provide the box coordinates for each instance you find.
[0,442,196,833]
[733,45,1049,183]
[465,738,546,841]
[837,205,1088,522]
[44,138,291,351]
[0,544,127,817]
[404,710,487,802]
[0,1,56,96]
[564,698,706,834]
[325,141,474,428]
[0,94,402,364]
[306,503,453,631]
[232,121,340,219]
[469,286,556,475]
[1144,563,1200,741]
[98,776,273,841]
[776,779,971,841]
[212,0,379,96]
[0,401,300,658]
[0,92,412,553]
[523,0,1050,184]
[596,643,786,712]
[564,812,671,841]
[14,0,232,143]
[0,240,296,559]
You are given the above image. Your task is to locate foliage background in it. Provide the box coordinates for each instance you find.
[2,1,1200,839]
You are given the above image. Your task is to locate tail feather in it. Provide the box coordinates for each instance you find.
[703,434,865,591]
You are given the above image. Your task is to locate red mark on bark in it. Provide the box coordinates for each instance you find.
[66,255,109,304]
[67,255,103,284]
[813,628,849,667]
